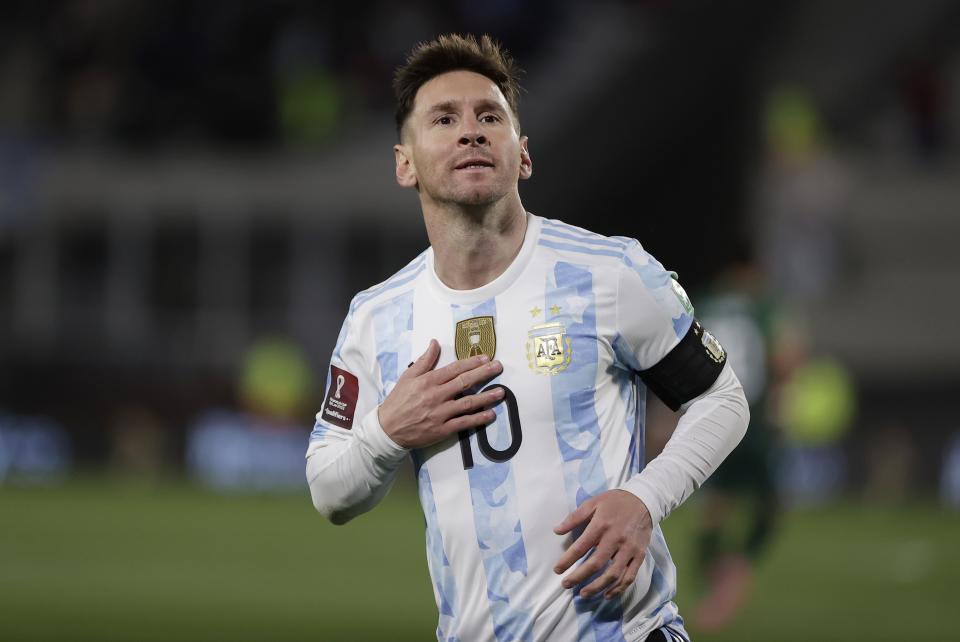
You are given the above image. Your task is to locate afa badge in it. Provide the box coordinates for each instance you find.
[455,316,496,360]
[526,322,572,375]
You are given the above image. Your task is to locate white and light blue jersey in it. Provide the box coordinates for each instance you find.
[308,214,695,641]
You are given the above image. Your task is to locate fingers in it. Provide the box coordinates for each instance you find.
[554,496,597,536]
[441,407,498,433]
[405,339,441,378]
[553,514,600,575]
[604,554,644,599]
[559,534,646,599]
[553,492,652,600]
[581,548,629,599]
[430,353,494,385]
[435,386,505,422]
[559,534,617,591]
[438,360,503,397]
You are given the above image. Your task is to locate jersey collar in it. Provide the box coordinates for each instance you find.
[426,212,541,305]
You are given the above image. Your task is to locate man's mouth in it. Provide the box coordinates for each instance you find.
[454,158,495,170]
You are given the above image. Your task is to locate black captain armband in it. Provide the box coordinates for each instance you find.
[639,320,727,411]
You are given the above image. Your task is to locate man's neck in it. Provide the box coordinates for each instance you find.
[422,193,528,291]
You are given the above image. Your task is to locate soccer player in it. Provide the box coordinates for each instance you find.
[306,34,749,642]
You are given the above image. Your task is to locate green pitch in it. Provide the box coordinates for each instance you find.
[1,478,957,641]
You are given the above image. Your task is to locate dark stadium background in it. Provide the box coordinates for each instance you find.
[1,1,958,640]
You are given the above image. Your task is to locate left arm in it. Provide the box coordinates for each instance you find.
[553,243,749,599]
[554,364,748,599]
[621,362,749,528]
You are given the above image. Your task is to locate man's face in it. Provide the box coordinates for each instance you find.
[394,70,532,207]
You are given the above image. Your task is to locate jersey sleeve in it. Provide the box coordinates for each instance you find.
[308,305,380,448]
[620,363,749,525]
[612,240,695,373]
[613,240,749,525]
[305,301,409,524]
[614,240,730,410]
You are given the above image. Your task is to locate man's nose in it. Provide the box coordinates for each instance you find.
[458,125,487,146]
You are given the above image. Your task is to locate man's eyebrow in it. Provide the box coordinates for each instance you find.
[425,99,507,115]
[473,99,507,114]
[426,100,460,115]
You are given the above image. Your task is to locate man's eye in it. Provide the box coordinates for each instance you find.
[480,114,501,123]
[436,116,453,125]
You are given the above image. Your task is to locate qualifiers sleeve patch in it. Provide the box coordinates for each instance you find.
[322,366,359,429]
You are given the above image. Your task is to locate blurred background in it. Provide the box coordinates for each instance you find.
[1,0,959,640]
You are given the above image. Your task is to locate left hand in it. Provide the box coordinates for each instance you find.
[553,490,653,599]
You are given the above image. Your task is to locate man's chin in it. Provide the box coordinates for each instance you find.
[424,184,502,209]
[452,187,499,207]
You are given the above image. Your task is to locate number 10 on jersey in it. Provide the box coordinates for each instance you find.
[457,384,522,469]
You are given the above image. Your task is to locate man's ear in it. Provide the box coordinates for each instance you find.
[394,143,418,188]
[519,136,533,180]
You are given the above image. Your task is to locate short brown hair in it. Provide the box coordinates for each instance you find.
[393,33,523,136]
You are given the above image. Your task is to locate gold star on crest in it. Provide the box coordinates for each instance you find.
[549,304,562,315]
[530,306,542,317]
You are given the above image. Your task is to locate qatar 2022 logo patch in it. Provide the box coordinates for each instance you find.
[322,366,359,429]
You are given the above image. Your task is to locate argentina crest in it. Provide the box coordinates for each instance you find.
[526,322,572,375]
[455,316,497,360]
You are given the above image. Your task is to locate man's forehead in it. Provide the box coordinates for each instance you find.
[414,70,509,113]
